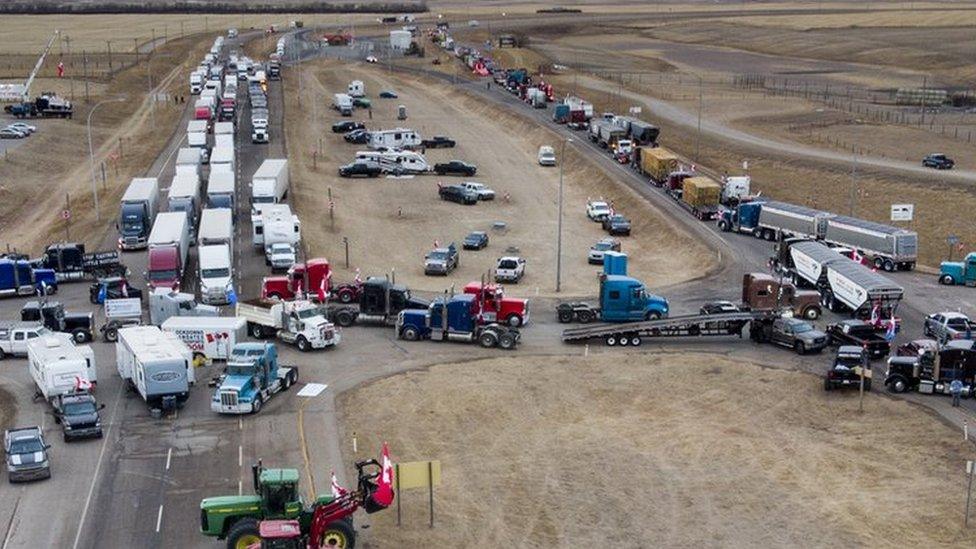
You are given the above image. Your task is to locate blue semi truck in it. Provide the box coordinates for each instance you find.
[211,342,298,414]
[396,293,521,350]
[940,252,976,287]
[0,258,57,298]
[556,252,669,323]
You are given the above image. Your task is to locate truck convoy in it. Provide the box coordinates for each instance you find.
[162,316,246,362]
[0,258,57,298]
[210,342,297,414]
[118,177,160,250]
[251,158,289,204]
[32,243,125,282]
[116,325,195,411]
[396,293,521,349]
[236,298,340,352]
[147,211,190,291]
[556,252,669,324]
[27,333,97,401]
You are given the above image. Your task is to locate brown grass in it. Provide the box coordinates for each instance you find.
[340,353,976,548]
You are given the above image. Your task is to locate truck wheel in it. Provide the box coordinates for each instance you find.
[631,335,642,346]
[940,275,955,285]
[753,228,763,239]
[225,517,260,549]
[337,289,355,303]
[401,326,419,341]
[316,518,356,549]
[296,337,310,352]
[479,331,498,348]
[874,257,884,270]
[824,378,832,391]
[605,334,618,346]
[619,334,631,345]
[557,310,573,323]
[578,310,595,324]
[73,330,88,344]
[499,332,517,350]
[282,371,292,390]
[506,314,522,327]
[249,323,263,339]
[251,397,262,414]
[888,377,907,393]
[717,220,729,231]
[803,306,821,320]
[883,259,895,272]
[336,311,355,327]
[104,327,119,343]
[794,341,805,355]
[645,311,661,321]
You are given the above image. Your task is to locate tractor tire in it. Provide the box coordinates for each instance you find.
[103,327,119,343]
[401,326,419,341]
[498,332,517,350]
[335,310,355,327]
[225,517,261,549]
[941,274,955,285]
[506,314,522,327]
[557,310,573,323]
[316,518,356,549]
[296,337,311,352]
[577,310,595,324]
[479,331,498,348]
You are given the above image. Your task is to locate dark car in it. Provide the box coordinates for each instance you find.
[53,393,104,442]
[422,135,456,149]
[434,160,477,176]
[439,184,478,205]
[379,90,398,99]
[824,345,871,391]
[922,153,954,170]
[463,231,489,250]
[353,98,371,108]
[332,121,366,134]
[700,301,741,315]
[344,129,370,144]
[89,276,142,304]
[601,214,632,236]
[339,161,381,178]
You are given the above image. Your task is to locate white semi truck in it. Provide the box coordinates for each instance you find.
[237,298,340,352]
[251,158,289,204]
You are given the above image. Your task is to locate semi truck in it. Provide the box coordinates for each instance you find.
[206,170,235,210]
[198,245,233,305]
[674,176,721,220]
[755,201,832,241]
[588,118,626,149]
[210,146,235,175]
[118,177,160,250]
[0,258,57,298]
[198,208,234,257]
[261,258,333,302]
[940,252,976,287]
[236,299,340,352]
[116,325,194,411]
[210,342,297,414]
[822,215,918,271]
[741,272,822,320]
[556,252,669,323]
[32,242,125,282]
[251,159,289,204]
[322,277,429,328]
[773,239,846,288]
[27,333,97,401]
[396,293,521,349]
[147,211,190,291]
[635,146,679,185]
[161,316,246,362]
[463,281,530,327]
[563,95,593,122]
[175,147,203,184]
[20,300,94,343]
[615,116,660,146]
[885,343,976,396]
[167,171,202,232]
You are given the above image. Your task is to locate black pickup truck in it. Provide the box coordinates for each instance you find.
[824,345,871,391]
[20,300,93,343]
[825,319,890,359]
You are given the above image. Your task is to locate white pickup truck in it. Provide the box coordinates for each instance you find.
[237,299,340,352]
[924,312,976,343]
[495,257,526,284]
[0,322,50,359]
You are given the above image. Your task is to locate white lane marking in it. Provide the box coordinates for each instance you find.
[238,444,243,467]
[239,417,243,430]
[71,373,125,549]
[165,447,172,471]
[155,505,163,533]
[1,488,24,549]
[153,133,187,178]
[238,480,243,496]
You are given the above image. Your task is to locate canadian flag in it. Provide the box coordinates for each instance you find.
[318,274,329,303]
[885,314,898,342]
[851,249,863,265]
[373,442,395,506]
[869,303,880,326]
[354,268,362,285]
[57,61,64,78]
[74,376,92,392]
[331,470,348,498]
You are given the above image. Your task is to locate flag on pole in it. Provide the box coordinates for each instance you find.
[331,471,348,498]
[121,281,129,298]
[318,274,328,303]
[97,283,107,304]
[57,61,65,78]
[354,268,362,284]
[885,315,897,342]
[74,376,92,392]
[373,442,395,506]
[869,302,880,326]
[227,286,238,305]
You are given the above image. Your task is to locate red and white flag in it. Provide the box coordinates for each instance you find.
[318,274,329,303]
[354,268,362,284]
[373,442,395,506]
[851,248,863,265]
[121,282,129,298]
[869,303,880,326]
[331,470,348,498]
[57,61,65,78]
[74,376,92,392]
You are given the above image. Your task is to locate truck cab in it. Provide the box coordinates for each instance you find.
[20,300,93,343]
[356,278,428,324]
[118,202,151,249]
[53,392,104,441]
[147,246,182,291]
[0,258,57,297]
[212,342,297,414]
[599,275,669,322]
[464,282,529,327]
[199,245,233,305]
[741,272,821,320]
[396,294,520,349]
[718,200,763,234]
[939,252,976,286]
[0,322,49,359]
[262,258,331,302]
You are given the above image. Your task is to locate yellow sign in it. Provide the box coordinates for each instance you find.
[396,460,441,490]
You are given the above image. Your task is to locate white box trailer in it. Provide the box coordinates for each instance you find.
[207,171,235,210]
[368,128,421,150]
[161,316,245,361]
[756,201,833,241]
[788,240,848,287]
[214,134,234,150]
[211,146,235,175]
[187,131,210,164]
[347,80,365,97]
[116,325,194,409]
[27,333,96,401]
[187,119,209,134]
[214,121,234,136]
[823,215,918,271]
[176,147,203,182]
[168,172,202,231]
[251,158,289,204]
[198,208,234,255]
[252,203,300,247]
[332,93,353,116]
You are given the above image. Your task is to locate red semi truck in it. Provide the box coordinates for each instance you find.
[463,281,530,327]
[261,258,364,304]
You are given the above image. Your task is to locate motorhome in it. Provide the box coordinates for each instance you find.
[368,128,422,150]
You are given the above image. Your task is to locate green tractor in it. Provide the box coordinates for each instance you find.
[200,461,355,549]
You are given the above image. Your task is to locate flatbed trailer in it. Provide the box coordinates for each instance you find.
[561,310,777,346]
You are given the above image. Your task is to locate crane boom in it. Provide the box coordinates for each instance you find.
[22,30,60,102]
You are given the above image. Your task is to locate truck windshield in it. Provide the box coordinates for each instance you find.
[793,323,813,334]
[210,195,232,208]
[498,260,517,269]
[252,196,274,204]
[9,439,43,454]
[429,252,447,261]
[148,270,178,282]
[201,268,230,278]
[295,308,319,320]
[63,401,97,415]
[121,216,143,235]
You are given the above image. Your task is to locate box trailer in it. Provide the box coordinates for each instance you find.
[755,201,833,241]
[175,147,202,183]
[251,158,289,204]
[186,131,210,164]
[822,259,904,316]
[206,170,235,210]
[147,211,190,291]
[167,171,202,232]
[161,316,245,362]
[116,325,194,410]
[210,146,235,175]
[214,121,234,136]
[616,116,659,146]
[368,128,421,151]
[198,208,234,255]
[27,333,96,401]
[118,177,160,250]
[823,215,918,271]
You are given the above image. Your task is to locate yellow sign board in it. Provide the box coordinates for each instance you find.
[395,460,441,490]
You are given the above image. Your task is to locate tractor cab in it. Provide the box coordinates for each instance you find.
[254,465,304,518]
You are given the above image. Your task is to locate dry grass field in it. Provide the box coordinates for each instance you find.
[282,59,713,297]
[340,353,976,548]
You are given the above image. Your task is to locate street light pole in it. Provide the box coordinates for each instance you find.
[556,137,572,292]
[87,98,124,221]
[695,74,703,162]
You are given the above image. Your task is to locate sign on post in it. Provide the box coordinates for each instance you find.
[890,204,914,221]
[394,460,442,528]
[104,298,142,319]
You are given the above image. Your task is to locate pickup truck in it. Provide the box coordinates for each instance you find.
[766,317,828,355]
[0,322,49,359]
[53,392,105,442]
[424,243,459,276]
[825,319,891,359]
[824,345,871,391]
[602,214,631,236]
[586,200,611,222]
[4,427,51,482]
[495,256,526,283]
[923,312,976,343]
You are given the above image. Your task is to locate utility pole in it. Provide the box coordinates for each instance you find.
[181,21,184,39]
[920,75,927,126]
[849,153,858,216]
[83,51,90,103]
[695,74,703,162]
[106,40,113,70]
[151,28,156,53]
[556,138,572,292]
[64,35,74,101]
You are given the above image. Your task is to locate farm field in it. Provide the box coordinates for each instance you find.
[340,353,976,548]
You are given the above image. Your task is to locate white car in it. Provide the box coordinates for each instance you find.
[586,200,611,221]
[0,128,25,139]
[366,56,378,64]
[495,256,526,284]
[7,122,36,135]
[460,182,495,201]
[538,145,556,166]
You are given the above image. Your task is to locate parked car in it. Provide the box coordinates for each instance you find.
[339,161,381,178]
[344,129,370,144]
[332,120,365,133]
[439,184,478,205]
[4,427,51,482]
[0,128,25,139]
[379,90,398,98]
[922,153,954,170]
[2,126,27,138]
[353,97,371,108]
[824,345,871,391]
[700,301,741,315]
[53,392,105,441]
[366,56,378,64]
[422,135,456,148]
[567,121,588,131]
[495,256,526,283]
[601,214,632,236]
[588,238,621,264]
[538,145,556,166]
[586,200,611,221]
[7,122,36,135]
[434,160,477,176]
[459,182,495,200]
[463,231,489,250]
[424,243,459,275]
